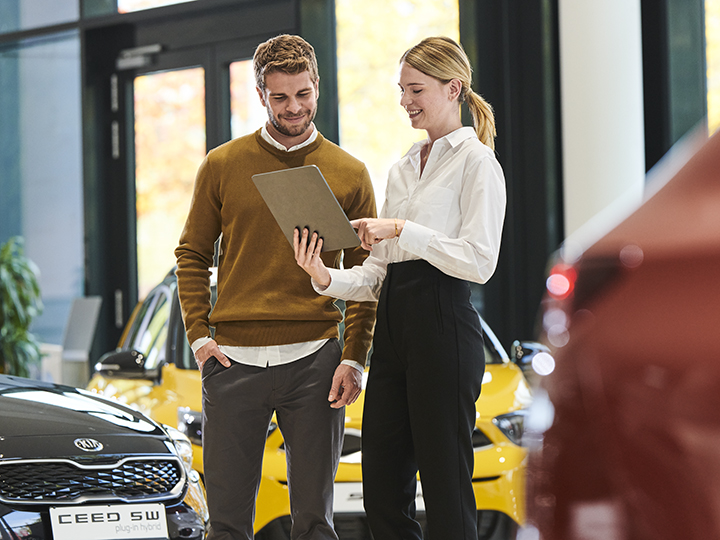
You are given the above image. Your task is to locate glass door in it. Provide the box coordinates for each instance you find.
[229,59,267,140]
[134,65,206,297]
[131,49,266,297]
[82,0,324,356]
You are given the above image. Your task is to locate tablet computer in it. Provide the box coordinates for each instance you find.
[252,165,361,252]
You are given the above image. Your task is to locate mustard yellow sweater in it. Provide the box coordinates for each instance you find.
[175,129,377,365]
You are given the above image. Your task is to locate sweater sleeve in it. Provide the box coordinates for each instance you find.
[174,154,222,346]
[339,166,378,367]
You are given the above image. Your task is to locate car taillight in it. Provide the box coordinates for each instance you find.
[542,255,624,349]
[543,262,578,349]
[546,263,577,300]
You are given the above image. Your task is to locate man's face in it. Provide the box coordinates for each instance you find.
[258,70,319,139]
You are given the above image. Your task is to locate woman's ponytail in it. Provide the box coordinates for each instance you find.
[465,90,496,150]
[402,37,497,150]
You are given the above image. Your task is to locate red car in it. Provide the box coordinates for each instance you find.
[525,127,720,540]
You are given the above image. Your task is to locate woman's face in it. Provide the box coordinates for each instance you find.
[398,62,459,136]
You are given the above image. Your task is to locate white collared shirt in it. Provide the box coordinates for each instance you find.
[319,126,506,302]
[261,123,318,151]
[192,123,362,372]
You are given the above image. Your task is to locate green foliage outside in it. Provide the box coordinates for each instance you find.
[0,237,43,377]
[336,0,460,198]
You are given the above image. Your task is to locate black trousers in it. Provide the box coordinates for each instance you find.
[362,260,485,540]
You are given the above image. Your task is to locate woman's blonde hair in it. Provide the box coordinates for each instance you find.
[401,36,496,150]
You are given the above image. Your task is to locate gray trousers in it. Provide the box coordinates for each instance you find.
[201,339,344,540]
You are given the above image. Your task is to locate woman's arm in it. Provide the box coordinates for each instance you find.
[294,226,389,302]
[397,153,506,284]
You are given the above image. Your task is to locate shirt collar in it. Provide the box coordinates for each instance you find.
[261,123,318,152]
[444,126,478,147]
[406,126,477,167]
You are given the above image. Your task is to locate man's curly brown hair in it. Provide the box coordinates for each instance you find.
[253,34,319,91]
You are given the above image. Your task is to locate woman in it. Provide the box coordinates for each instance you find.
[294,36,506,540]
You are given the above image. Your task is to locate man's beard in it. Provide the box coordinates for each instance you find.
[267,105,317,137]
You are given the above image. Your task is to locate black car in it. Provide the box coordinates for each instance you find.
[0,374,207,540]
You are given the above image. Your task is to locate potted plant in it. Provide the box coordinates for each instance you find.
[0,236,43,377]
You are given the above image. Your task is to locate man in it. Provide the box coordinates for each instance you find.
[174,35,377,540]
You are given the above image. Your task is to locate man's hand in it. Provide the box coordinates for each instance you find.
[328,363,363,409]
[195,340,232,370]
[293,227,332,287]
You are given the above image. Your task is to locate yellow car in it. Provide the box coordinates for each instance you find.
[88,270,531,539]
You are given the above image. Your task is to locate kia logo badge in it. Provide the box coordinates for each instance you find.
[74,438,103,452]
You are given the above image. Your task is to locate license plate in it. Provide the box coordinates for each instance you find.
[333,482,365,513]
[50,503,168,540]
[333,482,425,513]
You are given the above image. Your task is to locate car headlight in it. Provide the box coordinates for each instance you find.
[492,410,527,446]
[164,424,195,470]
[178,407,203,446]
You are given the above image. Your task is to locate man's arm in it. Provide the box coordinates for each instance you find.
[174,155,222,347]
[338,165,379,368]
[326,165,378,409]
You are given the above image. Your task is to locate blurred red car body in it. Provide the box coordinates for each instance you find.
[526,127,720,540]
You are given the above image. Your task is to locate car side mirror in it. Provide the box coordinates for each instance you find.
[94,349,160,381]
[511,340,551,376]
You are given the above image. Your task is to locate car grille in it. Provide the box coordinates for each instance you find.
[0,457,184,505]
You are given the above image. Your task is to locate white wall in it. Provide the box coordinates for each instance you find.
[559,0,646,241]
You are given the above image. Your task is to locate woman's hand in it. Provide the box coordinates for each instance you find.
[293,228,332,288]
[351,218,405,251]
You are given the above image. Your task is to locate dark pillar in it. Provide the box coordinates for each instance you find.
[300,0,339,144]
[82,24,137,360]
[642,0,707,171]
[460,0,564,347]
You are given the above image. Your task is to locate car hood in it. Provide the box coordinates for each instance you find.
[477,363,532,419]
[0,375,173,460]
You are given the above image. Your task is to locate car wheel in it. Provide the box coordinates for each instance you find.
[477,510,519,540]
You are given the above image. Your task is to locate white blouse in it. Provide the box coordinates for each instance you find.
[319,126,506,303]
